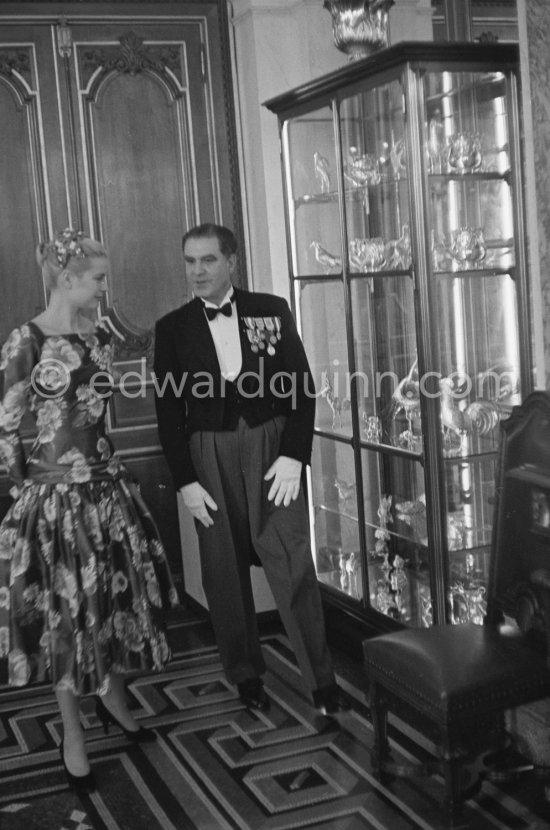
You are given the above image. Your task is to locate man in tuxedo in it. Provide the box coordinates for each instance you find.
[153,223,347,714]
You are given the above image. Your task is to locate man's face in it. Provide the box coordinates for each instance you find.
[183,235,235,306]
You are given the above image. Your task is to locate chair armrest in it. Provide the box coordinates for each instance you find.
[531,568,550,591]
[530,569,550,668]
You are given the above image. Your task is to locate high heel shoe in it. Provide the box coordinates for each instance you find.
[59,739,96,793]
[94,695,156,743]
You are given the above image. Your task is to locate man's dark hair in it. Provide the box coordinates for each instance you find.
[182,223,237,257]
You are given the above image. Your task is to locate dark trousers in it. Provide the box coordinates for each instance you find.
[189,416,335,692]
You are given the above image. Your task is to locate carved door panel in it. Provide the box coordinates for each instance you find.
[0,6,242,579]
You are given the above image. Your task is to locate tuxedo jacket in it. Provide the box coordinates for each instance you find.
[153,287,316,490]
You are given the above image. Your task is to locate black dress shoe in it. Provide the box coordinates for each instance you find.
[312,683,351,715]
[59,739,96,794]
[95,696,156,743]
[237,678,270,711]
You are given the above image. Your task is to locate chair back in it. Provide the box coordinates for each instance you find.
[488,391,550,657]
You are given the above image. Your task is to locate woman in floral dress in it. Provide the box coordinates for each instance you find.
[0,229,179,792]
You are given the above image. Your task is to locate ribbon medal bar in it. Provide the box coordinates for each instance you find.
[243,316,281,355]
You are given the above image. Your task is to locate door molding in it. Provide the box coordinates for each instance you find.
[0,0,247,277]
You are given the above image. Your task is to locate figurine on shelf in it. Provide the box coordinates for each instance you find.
[426,114,445,174]
[334,476,357,511]
[390,553,408,616]
[395,494,428,546]
[375,578,399,618]
[310,240,342,274]
[449,227,486,270]
[345,146,381,186]
[446,131,483,174]
[431,229,452,271]
[463,400,501,435]
[363,237,386,271]
[448,582,469,625]
[421,592,433,627]
[389,137,406,179]
[391,554,407,590]
[388,358,421,449]
[476,360,520,403]
[338,551,348,591]
[349,237,368,271]
[386,223,411,269]
[439,377,470,435]
[448,581,486,625]
[345,551,358,578]
[373,494,393,562]
[532,490,550,529]
[447,512,466,551]
[338,550,360,597]
[391,357,419,415]
[313,151,331,194]
[362,413,382,442]
[320,369,350,429]
[439,376,502,439]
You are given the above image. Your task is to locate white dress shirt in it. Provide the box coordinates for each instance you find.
[202,289,242,381]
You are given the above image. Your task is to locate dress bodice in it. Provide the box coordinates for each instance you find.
[0,321,119,485]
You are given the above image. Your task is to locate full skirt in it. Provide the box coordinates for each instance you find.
[0,474,179,694]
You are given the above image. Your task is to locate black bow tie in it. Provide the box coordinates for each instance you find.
[203,299,233,321]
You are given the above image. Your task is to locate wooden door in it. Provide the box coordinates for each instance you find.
[0,2,244,582]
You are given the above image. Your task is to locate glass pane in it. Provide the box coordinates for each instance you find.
[362,449,430,627]
[340,77,410,274]
[421,67,519,627]
[430,179,514,274]
[443,455,494,624]
[351,276,419,452]
[310,437,362,601]
[298,281,352,438]
[424,70,510,172]
[283,106,342,277]
[423,71,514,277]
[435,273,520,458]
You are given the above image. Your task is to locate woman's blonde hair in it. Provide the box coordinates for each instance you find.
[36,229,107,288]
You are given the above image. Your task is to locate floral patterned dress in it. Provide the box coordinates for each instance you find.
[0,321,179,693]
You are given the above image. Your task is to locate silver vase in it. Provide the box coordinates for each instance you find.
[323,0,394,61]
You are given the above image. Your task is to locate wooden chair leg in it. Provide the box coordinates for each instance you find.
[440,734,483,827]
[369,679,392,782]
[442,755,465,822]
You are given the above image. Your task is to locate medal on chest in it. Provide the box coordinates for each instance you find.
[243,316,281,355]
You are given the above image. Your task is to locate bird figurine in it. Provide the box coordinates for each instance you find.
[395,494,428,545]
[334,477,357,509]
[431,229,451,271]
[320,369,350,429]
[389,357,420,421]
[310,241,342,274]
[313,151,331,194]
[439,376,502,440]
[389,137,406,178]
[349,237,367,271]
[345,551,358,576]
[439,377,470,435]
[387,223,411,269]
[374,494,393,558]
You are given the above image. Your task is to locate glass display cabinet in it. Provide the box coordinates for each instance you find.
[265,42,532,630]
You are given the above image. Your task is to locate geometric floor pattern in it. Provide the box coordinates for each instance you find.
[1,618,550,830]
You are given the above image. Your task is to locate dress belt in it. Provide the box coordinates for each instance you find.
[24,456,128,485]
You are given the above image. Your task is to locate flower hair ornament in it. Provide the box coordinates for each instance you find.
[49,228,87,268]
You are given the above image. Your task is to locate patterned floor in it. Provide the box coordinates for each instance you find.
[1,612,550,830]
